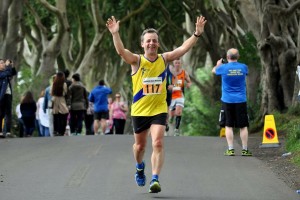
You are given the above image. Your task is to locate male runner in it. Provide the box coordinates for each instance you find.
[169,58,191,136]
[106,15,207,193]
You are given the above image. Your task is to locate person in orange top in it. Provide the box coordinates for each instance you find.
[169,58,191,136]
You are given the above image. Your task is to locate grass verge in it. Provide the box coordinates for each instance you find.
[274,111,300,166]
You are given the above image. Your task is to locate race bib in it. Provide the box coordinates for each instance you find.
[173,86,181,91]
[142,77,163,95]
[173,79,183,91]
[176,80,183,85]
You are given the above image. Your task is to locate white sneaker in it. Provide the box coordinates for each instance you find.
[7,133,16,138]
[174,129,180,136]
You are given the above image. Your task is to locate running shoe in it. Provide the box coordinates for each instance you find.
[241,149,253,156]
[224,149,235,156]
[0,133,5,138]
[174,129,180,136]
[149,179,161,193]
[135,161,146,187]
[165,124,169,132]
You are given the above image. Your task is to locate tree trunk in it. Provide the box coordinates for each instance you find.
[35,0,68,89]
[0,0,23,68]
[238,0,300,114]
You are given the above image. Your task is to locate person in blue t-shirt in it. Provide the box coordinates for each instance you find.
[212,48,252,157]
[88,80,112,135]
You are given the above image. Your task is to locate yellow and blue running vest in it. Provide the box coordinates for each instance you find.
[131,54,168,116]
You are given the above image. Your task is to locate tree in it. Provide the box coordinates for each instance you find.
[22,0,153,94]
[234,0,300,119]
[23,0,69,91]
[0,0,23,70]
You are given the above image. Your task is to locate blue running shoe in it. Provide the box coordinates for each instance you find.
[149,179,161,193]
[135,161,146,187]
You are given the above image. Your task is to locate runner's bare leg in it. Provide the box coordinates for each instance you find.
[133,131,148,164]
[150,124,165,175]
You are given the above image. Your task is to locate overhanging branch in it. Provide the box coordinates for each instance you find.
[119,0,150,23]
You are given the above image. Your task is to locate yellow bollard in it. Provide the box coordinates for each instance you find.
[219,128,226,137]
[259,115,281,148]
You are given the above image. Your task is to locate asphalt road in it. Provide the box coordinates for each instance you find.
[0,135,299,200]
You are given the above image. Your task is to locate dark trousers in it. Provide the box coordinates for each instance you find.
[84,114,94,135]
[36,119,42,136]
[22,116,35,136]
[18,118,25,137]
[113,118,126,134]
[0,94,12,133]
[53,113,68,136]
[69,110,85,134]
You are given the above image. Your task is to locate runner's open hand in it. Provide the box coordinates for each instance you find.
[194,16,207,36]
[106,16,120,34]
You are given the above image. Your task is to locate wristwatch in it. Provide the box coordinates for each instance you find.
[193,31,201,37]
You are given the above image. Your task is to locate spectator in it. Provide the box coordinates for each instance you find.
[36,90,44,136]
[68,73,88,135]
[111,92,128,134]
[37,90,50,136]
[15,102,24,137]
[63,69,72,88]
[85,93,94,135]
[0,59,16,138]
[212,48,252,156]
[51,72,69,136]
[89,80,112,135]
[105,97,113,135]
[43,74,56,136]
[20,91,37,137]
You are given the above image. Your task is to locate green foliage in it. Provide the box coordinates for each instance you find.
[238,32,260,69]
[181,67,221,136]
[24,0,56,38]
[273,110,300,166]
[65,1,93,57]
[15,64,43,101]
[182,89,221,136]
[16,66,33,95]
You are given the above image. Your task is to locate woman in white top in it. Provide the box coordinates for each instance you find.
[37,90,50,136]
[15,103,24,137]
